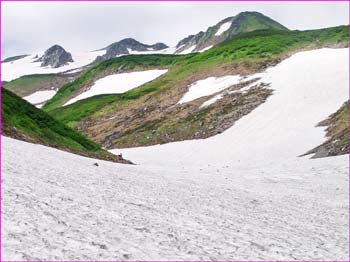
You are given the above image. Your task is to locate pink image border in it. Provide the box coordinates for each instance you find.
[0,0,349,261]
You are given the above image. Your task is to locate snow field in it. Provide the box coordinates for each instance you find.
[64,69,168,106]
[2,48,349,260]
[2,136,348,260]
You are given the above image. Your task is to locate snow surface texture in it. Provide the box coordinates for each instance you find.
[178,75,244,104]
[2,50,104,82]
[179,45,197,55]
[64,69,168,106]
[23,90,57,108]
[200,75,264,108]
[215,21,232,36]
[115,48,349,168]
[3,48,349,260]
[2,137,348,260]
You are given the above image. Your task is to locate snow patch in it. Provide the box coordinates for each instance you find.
[179,45,197,55]
[215,21,232,36]
[178,75,242,104]
[126,48,177,56]
[64,69,168,106]
[200,93,224,108]
[23,89,57,108]
[199,46,213,53]
[199,77,261,108]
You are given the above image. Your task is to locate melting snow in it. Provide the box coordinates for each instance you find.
[199,77,261,108]
[23,89,57,108]
[179,45,197,55]
[199,45,213,52]
[200,93,224,107]
[215,21,232,36]
[64,69,168,106]
[178,75,242,104]
[126,48,177,56]
[114,48,349,168]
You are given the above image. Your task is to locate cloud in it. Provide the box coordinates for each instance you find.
[2,1,348,58]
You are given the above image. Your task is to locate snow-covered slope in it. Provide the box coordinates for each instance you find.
[2,50,104,82]
[64,69,168,106]
[23,90,57,108]
[112,48,349,167]
[3,48,348,260]
[2,135,348,260]
[178,75,244,104]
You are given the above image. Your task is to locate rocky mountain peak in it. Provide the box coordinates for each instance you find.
[175,11,288,54]
[37,45,73,68]
[95,38,168,62]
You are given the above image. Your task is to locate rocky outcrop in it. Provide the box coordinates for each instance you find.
[175,11,288,54]
[37,45,73,68]
[175,32,205,50]
[303,101,349,158]
[95,38,168,62]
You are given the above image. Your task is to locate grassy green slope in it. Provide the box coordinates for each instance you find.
[191,26,347,64]
[47,26,347,129]
[2,88,130,163]
[43,54,193,111]
[234,12,288,34]
[4,74,70,97]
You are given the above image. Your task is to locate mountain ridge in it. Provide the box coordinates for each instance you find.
[95,38,169,62]
[175,11,288,53]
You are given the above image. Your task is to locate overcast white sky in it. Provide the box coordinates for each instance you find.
[2,1,348,58]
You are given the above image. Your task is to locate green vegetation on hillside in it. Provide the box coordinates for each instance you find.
[47,26,348,130]
[190,26,347,64]
[4,74,70,97]
[2,88,130,163]
[43,54,194,111]
[234,13,288,34]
